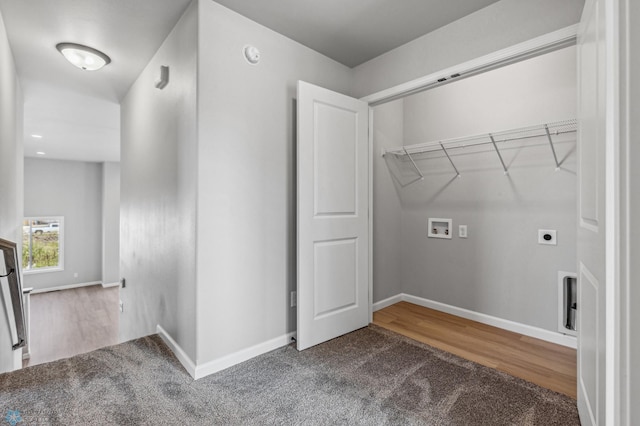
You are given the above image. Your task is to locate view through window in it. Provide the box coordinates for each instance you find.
[22,217,64,272]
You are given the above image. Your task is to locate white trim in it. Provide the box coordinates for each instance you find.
[368,106,374,323]
[30,281,102,294]
[156,325,197,378]
[101,281,121,288]
[373,293,577,349]
[372,294,403,312]
[360,25,579,105]
[23,216,65,274]
[193,332,295,380]
[604,1,621,425]
[156,325,295,380]
[23,266,64,275]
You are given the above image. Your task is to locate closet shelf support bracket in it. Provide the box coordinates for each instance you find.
[440,143,460,177]
[403,147,425,183]
[489,135,509,175]
[544,124,561,170]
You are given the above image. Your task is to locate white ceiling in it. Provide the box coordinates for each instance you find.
[0,0,500,163]
[214,0,500,68]
[0,0,192,162]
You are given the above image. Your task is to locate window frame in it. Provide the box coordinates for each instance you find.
[22,216,65,275]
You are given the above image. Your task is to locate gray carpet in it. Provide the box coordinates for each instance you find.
[0,325,580,425]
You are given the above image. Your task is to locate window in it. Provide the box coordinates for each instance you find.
[22,217,64,273]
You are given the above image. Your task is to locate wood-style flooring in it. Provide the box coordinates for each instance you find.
[23,285,119,367]
[373,301,577,399]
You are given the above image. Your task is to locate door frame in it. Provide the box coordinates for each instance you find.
[360,25,579,106]
[360,20,625,422]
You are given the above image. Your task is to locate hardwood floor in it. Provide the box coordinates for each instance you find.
[373,301,577,399]
[23,285,119,367]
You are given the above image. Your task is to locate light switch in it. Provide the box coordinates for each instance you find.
[459,225,467,238]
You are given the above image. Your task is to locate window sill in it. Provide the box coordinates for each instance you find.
[23,267,64,275]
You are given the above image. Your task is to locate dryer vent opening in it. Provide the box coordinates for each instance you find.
[558,272,577,336]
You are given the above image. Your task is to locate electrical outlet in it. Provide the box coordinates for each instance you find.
[73,272,78,278]
[119,300,124,313]
[459,225,468,238]
[538,229,557,245]
[291,291,297,307]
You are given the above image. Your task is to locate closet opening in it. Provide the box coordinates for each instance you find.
[370,42,578,398]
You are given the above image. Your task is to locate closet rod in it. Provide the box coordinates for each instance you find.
[383,119,577,158]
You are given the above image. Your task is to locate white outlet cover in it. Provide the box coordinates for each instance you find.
[459,225,468,238]
[538,229,557,245]
[428,218,452,239]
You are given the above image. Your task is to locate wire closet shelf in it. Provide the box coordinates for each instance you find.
[382,118,577,180]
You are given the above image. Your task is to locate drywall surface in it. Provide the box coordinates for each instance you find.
[101,162,120,285]
[23,158,103,291]
[384,46,577,332]
[0,9,23,373]
[120,1,197,360]
[372,100,403,302]
[352,0,584,98]
[196,0,353,362]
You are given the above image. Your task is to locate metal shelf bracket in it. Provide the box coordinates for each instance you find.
[489,134,509,175]
[440,143,460,177]
[544,124,561,170]
[403,147,425,185]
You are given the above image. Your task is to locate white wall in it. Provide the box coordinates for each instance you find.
[101,162,120,285]
[372,100,403,302]
[353,0,584,98]
[0,8,23,373]
[196,0,353,363]
[373,46,577,333]
[119,0,198,360]
[117,0,588,375]
[23,158,103,291]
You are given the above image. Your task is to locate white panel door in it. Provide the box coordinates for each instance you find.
[577,0,608,424]
[297,81,369,351]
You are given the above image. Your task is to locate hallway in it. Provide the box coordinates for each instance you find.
[23,285,119,367]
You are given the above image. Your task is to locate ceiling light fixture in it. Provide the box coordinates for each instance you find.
[31,134,43,139]
[36,152,46,155]
[56,42,111,71]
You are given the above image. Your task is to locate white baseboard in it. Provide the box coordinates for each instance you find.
[156,325,295,380]
[194,332,295,379]
[372,294,403,312]
[373,293,577,349]
[30,280,120,293]
[156,325,197,378]
[30,281,103,294]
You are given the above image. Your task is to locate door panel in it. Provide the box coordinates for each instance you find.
[314,238,358,317]
[314,103,358,216]
[297,81,369,351]
[577,0,607,424]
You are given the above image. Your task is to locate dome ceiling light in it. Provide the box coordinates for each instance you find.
[56,42,111,71]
